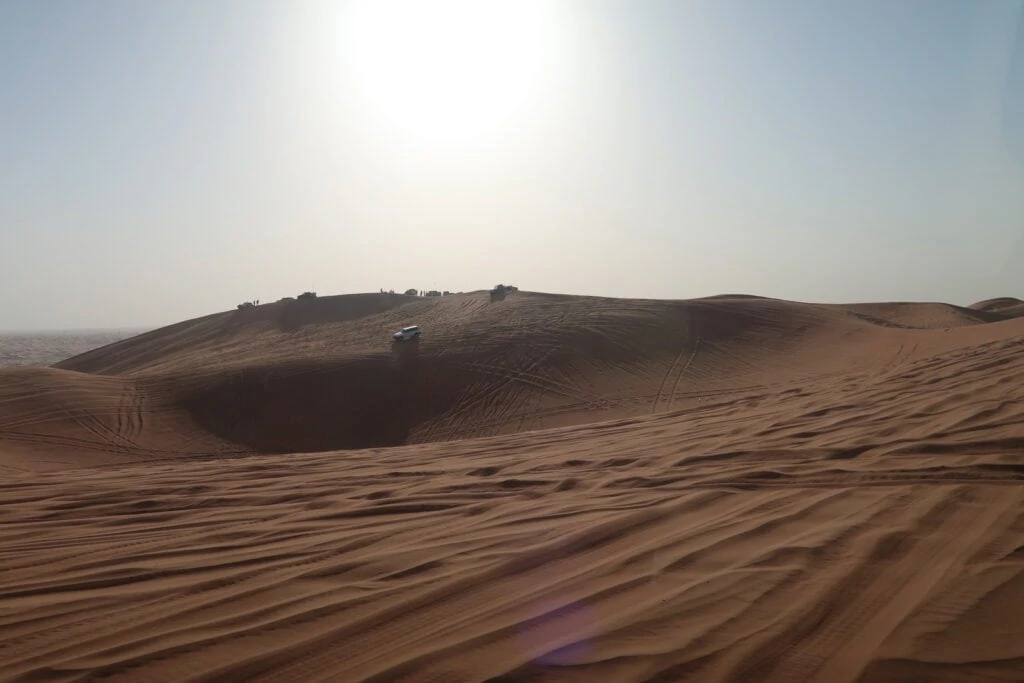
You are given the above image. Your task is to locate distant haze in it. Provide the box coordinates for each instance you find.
[0,328,148,368]
[2,0,1022,331]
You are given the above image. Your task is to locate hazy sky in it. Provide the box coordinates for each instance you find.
[2,0,1023,330]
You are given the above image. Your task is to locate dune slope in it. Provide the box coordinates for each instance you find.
[1,291,1023,682]
[20,291,1021,459]
[970,297,1024,319]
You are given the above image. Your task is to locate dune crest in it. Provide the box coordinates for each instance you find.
[2,291,1023,682]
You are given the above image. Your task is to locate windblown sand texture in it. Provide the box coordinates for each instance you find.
[2,291,1023,682]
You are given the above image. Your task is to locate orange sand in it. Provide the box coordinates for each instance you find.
[1,291,1022,682]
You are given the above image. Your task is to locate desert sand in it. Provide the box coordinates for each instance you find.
[1,291,1023,682]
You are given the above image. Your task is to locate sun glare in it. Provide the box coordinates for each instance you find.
[342,0,557,146]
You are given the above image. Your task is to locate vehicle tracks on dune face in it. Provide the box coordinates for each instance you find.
[882,341,920,375]
[455,360,604,410]
[653,316,700,415]
[418,313,580,441]
[62,399,136,454]
[0,379,140,455]
[0,424,227,461]
[425,381,785,438]
[415,348,554,443]
[666,339,701,413]
[114,382,145,445]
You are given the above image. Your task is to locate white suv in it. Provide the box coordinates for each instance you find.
[392,325,421,342]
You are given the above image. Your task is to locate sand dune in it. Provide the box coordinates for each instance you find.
[970,297,1024,319]
[2,291,1023,681]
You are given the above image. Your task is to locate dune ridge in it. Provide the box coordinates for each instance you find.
[1,291,1022,682]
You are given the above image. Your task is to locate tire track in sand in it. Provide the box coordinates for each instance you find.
[653,316,700,414]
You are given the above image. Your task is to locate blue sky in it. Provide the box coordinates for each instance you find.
[2,0,1022,330]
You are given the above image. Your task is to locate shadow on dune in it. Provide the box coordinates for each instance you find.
[176,353,474,453]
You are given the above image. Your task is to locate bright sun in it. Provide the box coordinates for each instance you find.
[342,0,557,145]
